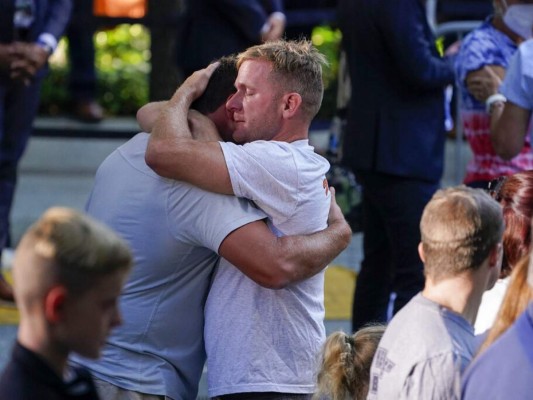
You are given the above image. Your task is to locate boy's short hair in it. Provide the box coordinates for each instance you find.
[18,207,132,297]
[191,55,238,115]
[420,186,503,281]
[237,39,327,120]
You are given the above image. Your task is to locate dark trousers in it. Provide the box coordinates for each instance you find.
[0,76,43,253]
[351,171,439,331]
[67,0,97,100]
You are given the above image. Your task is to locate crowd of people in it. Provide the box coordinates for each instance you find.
[1,0,533,399]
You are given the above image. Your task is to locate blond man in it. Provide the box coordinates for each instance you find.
[147,40,334,399]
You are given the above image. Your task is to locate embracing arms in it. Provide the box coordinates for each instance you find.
[220,188,352,289]
[146,64,234,194]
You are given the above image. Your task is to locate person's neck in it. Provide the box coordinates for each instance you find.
[492,15,525,45]
[422,273,486,325]
[272,121,309,143]
[18,319,68,378]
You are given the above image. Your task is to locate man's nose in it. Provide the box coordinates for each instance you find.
[226,92,242,111]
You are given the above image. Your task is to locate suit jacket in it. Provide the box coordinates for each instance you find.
[0,0,72,79]
[339,0,455,182]
[177,0,283,73]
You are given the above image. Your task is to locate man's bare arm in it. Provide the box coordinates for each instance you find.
[137,102,222,143]
[146,64,234,194]
[219,188,352,289]
[137,101,167,133]
[491,101,531,160]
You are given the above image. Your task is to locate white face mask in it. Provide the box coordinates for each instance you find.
[502,0,533,39]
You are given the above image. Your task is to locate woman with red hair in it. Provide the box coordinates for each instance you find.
[475,171,533,333]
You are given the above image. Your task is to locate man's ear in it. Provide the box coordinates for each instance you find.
[44,285,67,323]
[281,93,302,118]
[418,242,425,263]
[488,242,503,268]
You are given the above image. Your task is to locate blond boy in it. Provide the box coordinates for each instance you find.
[0,207,132,400]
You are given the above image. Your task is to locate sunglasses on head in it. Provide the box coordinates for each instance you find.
[487,176,507,201]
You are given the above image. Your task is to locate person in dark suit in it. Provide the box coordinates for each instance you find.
[0,0,72,301]
[176,0,285,77]
[338,0,455,331]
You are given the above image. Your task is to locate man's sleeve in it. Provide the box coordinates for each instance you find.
[167,185,266,253]
[400,353,462,400]
[43,0,73,39]
[212,0,270,43]
[378,0,455,90]
[263,0,284,13]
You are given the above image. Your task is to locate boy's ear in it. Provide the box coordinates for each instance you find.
[44,285,67,323]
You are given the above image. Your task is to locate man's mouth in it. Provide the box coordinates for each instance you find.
[231,113,244,123]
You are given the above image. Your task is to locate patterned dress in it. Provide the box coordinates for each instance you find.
[455,18,533,186]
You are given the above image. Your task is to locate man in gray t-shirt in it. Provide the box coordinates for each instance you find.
[367,186,504,400]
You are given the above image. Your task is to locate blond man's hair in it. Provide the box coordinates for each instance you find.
[14,207,132,300]
[420,186,503,281]
[237,39,327,120]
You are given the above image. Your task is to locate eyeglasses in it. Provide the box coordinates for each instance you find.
[487,176,507,201]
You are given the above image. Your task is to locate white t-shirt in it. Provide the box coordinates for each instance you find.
[205,139,331,396]
[474,277,510,335]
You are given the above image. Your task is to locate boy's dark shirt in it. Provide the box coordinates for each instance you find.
[0,342,99,400]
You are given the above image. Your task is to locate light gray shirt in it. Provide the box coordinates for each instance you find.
[205,139,331,396]
[367,294,476,400]
[71,133,265,400]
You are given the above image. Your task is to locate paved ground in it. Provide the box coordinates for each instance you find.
[0,121,471,398]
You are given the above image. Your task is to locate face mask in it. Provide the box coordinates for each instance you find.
[502,1,533,39]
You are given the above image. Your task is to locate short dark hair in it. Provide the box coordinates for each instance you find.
[191,55,238,114]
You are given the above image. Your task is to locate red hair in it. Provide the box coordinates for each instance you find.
[492,172,533,277]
